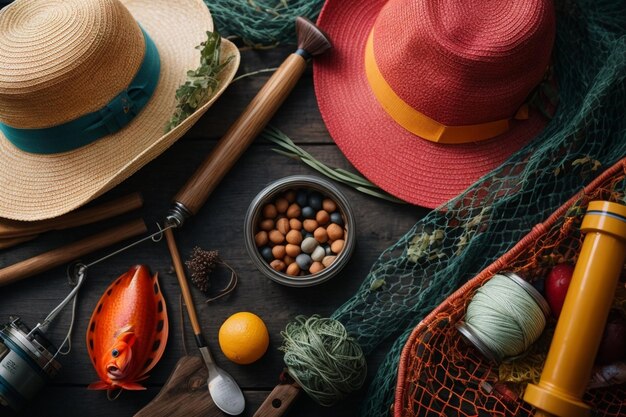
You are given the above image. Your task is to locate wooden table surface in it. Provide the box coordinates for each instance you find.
[0,45,429,416]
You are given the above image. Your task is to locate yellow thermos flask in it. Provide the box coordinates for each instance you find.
[524,201,626,417]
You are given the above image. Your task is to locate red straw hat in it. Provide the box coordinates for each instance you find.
[314,0,556,208]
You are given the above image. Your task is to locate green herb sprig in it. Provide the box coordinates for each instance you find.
[166,31,234,131]
[262,126,406,204]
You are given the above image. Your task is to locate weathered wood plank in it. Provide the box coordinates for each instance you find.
[21,386,370,417]
[0,141,426,417]
[0,15,430,415]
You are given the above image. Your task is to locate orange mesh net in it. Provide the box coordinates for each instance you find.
[395,159,626,417]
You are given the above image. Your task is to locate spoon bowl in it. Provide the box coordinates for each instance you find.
[200,346,245,415]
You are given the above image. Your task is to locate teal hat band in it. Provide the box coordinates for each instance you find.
[0,27,160,155]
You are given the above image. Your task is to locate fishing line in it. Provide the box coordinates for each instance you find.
[82,222,174,270]
[457,272,550,363]
[35,223,175,369]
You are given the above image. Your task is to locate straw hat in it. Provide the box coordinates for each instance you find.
[314,0,556,208]
[0,0,240,221]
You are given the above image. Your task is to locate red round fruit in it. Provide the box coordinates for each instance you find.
[545,263,575,318]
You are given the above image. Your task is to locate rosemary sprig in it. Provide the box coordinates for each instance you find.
[262,126,406,204]
[166,30,234,131]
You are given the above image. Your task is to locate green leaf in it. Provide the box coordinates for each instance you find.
[166,30,232,132]
[271,149,301,160]
[369,278,386,291]
[334,168,375,187]
[355,186,406,203]
[263,127,406,204]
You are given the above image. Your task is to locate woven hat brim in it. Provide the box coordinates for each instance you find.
[313,0,550,209]
[0,0,240,221]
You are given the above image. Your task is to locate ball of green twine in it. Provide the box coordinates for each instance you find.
[280,315,367,407]
[205,0,324,47]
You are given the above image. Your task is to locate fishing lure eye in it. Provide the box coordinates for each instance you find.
[111,349,119,358]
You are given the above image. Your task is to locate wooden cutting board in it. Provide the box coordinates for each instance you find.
[135,355,223,417]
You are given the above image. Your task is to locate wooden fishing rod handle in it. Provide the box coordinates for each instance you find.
[253,382,301,417]
[164,228,203,337]
[0,218,147,287]
[0,235,38,250]
[174,53,308,216]
[0,192,143,239]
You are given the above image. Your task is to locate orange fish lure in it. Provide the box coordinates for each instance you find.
[86,265,168,391]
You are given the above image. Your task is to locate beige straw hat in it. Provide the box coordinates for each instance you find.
[0,0,240,221]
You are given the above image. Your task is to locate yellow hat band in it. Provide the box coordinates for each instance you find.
[364,30,518,144]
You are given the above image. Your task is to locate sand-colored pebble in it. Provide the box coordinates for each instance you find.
[327,223,344,240]
[270,259,286,272]
[331,239,345,254]
[260,219,275,231]
[285,243,301,257]
[289,218,302,230]
[316,210,330,225]
[311,246,326,262]
[303,219,318,233]
[322,198,337,212]
[286,203,301,218]
[284,255,295,265]
[255,231,268,247]
[322,256,336,267]
[301,237,318,254]
[272,245,286,259]
[275,198,289,214]
[309,262,324,274]
[263,204,278,219]
[285,190,296,203]
[313,227,328,244]
[269,230,285,244]
[286,263,300,276]
[286,229,303,245]
[276,218,290,235]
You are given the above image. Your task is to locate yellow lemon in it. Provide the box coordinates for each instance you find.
[218,312,270,365]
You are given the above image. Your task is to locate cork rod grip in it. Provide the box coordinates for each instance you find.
[174,53,307,215]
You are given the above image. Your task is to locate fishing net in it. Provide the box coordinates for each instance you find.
[321,0,626,415]
[395,159,626,417]
[206,0,324,47]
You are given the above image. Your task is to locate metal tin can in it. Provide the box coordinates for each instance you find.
[244,175,356,287]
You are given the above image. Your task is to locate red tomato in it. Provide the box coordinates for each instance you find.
[545,263,575,318]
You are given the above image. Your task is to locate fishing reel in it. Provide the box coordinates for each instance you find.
[0,264,87,414]
[0,317,61,414]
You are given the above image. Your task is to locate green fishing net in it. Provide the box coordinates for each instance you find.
[206,0,324,46]
[321,1,626,415]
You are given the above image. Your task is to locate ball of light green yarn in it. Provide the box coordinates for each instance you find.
[205,0,324,47]
[280,315,367,407]
[464,274,547,362]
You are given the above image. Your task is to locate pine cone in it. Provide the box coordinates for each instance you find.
[185,247,220,294]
